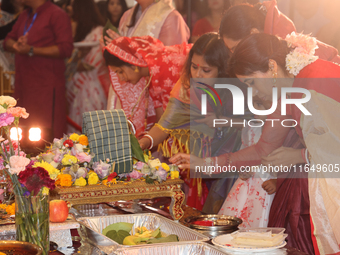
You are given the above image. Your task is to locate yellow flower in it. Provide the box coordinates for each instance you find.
[88,172,99,185]
[6,203,15,215]
[171,171,179,179]
[42,187,49,195]
[69,133,80,142]
[74,177,87,186]
[102,179,108,186]
[59,174,73,187]
[161,163,170,172]
[78,135,89,146]
[143,154,149,163]
[34,161,60,180]
[110,178,117,184]
[62,154,78,166]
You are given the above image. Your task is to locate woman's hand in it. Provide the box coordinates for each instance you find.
[261,147,305,167]
[138,137,150,150]
[169,153,203,170]
[104,29,121,45]
[262,179,277,195]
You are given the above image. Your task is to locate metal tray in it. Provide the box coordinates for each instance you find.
[77,213,210,252]
[113,242,229,255]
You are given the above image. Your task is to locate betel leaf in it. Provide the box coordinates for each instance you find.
[103,19,120,45]
[151,227,162,238]
[130,133,145,162]
[102,222,134,236]
[106,230,130,244]
[146,234,179,244]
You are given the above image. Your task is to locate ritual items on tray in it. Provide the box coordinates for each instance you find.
[102,222,179,245]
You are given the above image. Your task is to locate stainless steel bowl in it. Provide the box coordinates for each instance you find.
[185,214,242,238]
[0,241,43,254]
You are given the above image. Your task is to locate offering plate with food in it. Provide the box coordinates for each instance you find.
[212,228,287,252]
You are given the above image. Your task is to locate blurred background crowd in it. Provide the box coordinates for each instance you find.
[1,0,339,145]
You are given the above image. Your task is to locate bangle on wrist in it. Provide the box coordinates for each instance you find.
[127,119,136,135]
[143,134,153,150]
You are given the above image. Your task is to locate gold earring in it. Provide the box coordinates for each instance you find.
[273,72,277,86]
[134,67,139,73]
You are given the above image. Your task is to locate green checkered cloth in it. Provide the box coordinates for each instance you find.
[82,110,132,174]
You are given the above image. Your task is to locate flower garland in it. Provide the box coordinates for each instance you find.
[285,32,319,76]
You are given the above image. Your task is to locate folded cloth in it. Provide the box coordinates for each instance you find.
[82,110,132,174]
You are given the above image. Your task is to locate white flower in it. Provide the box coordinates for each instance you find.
[0,106,6,114]
[0,96,16,108]
[9,156,30,175]
[285,32,319,76]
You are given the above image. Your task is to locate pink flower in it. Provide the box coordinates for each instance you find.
[129,170,143,180]
[76,152,91,163]
[0,157,5,170]
[0,113,14,127]
[53,150,63,163]
[9,156,31,175]
[6,107,29,119]
[134,161,145,170]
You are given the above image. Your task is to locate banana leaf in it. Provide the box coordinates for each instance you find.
[103,19,119,45]
[130,133,145,163]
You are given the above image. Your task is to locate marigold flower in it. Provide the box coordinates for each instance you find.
[34,161,60,180]
[88,172,99,185]
[6,203,15,215]
[78,135,89,146]
[161,163,170,172]
[171,171,179,179]
[69,133,80,142]
[58,174,73,187]
[74,177,87,186]
[55,177,61,186]
[62,154,78,166]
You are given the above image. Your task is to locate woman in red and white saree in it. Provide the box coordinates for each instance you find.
[171,32,340,255]
[225,33,340,255]
[103,36,191,137]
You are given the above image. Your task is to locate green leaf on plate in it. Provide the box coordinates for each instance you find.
[106,230,130,244]
[146,234,179,244]
[102,222,134,236]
